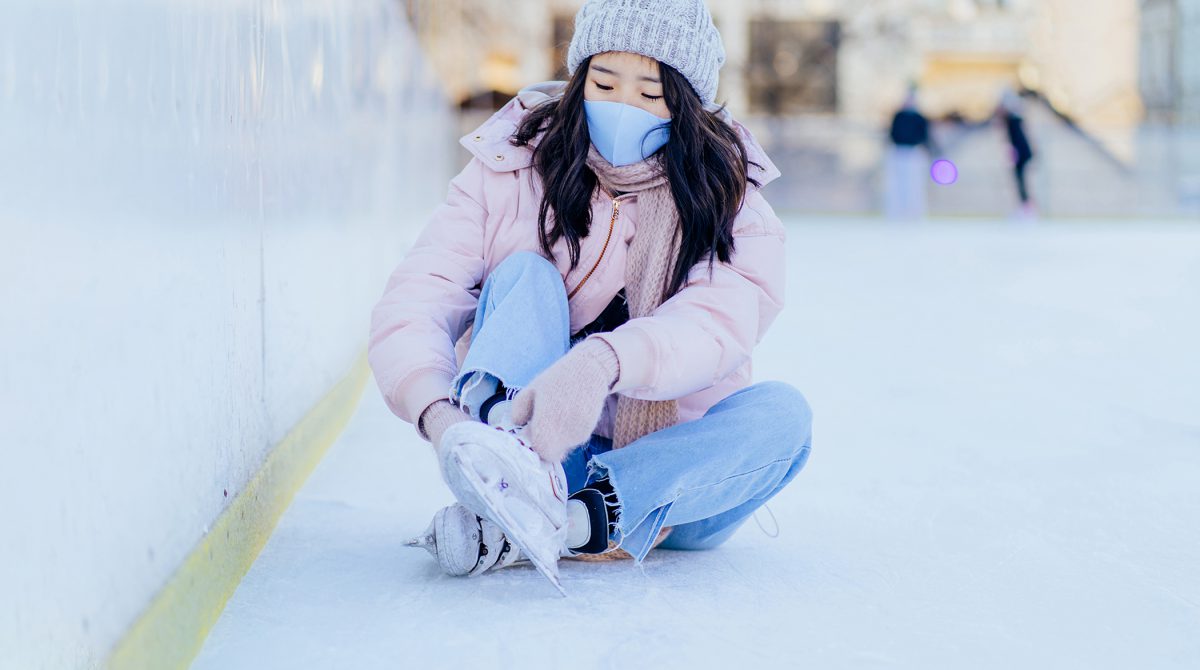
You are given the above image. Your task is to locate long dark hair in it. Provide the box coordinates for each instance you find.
[512,56,760,301]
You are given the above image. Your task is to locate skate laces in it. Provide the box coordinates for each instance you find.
[601,491,620,538]
[752,504,780,538]
[476,515,520,571]
[474,405,568,523]
[482,398,532,448]
[588,477,622,542]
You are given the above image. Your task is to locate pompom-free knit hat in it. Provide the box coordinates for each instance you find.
[566,0,725,106]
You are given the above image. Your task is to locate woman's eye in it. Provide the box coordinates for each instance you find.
[642,94,663,101]
[594,82,614,91]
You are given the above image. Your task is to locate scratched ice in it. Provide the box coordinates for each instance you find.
[194,218,1200,670]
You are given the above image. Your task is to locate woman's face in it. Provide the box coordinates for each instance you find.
[584,51,670,119]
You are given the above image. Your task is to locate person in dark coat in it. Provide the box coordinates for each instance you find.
[884,87,939,220]
[999,90,1035,214]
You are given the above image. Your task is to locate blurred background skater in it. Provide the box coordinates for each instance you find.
[884,85,939,221]
[998,88,1037,220]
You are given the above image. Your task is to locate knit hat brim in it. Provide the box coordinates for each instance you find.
[566,0,725,106]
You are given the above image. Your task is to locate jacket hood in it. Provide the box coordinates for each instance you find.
[459,81,781,191]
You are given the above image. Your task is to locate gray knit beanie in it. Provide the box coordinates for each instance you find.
[566,0,725,106]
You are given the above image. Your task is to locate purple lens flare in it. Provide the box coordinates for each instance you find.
[931,159,958,185]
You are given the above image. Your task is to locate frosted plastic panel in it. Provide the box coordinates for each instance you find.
[0,1,454,667]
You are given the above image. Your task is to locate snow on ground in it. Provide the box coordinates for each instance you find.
[194,218,1200,669]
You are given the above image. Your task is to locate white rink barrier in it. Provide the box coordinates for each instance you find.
[0,2,453,667]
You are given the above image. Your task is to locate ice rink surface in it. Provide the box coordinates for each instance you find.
[194,219,1200,669]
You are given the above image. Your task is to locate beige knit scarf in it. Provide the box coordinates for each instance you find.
[585,145,681,449]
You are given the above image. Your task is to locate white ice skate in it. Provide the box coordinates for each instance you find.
[405,503,523,576]
[407,492,612,578]
[436,405,571,595]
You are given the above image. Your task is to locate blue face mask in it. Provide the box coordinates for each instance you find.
[584,99,671,167]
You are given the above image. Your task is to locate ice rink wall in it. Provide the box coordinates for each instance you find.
[0,1,453,666]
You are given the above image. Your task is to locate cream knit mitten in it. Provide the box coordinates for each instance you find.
[418,399,473,449]
[511,337,620,463]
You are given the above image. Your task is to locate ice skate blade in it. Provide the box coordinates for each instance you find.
[447,449,567,597]
[404,533,434,549]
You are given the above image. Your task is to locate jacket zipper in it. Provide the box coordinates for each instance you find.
[567,195,624,300]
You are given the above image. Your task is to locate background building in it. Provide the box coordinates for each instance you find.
[404,0,1198,218]
[408,0,1140,126]
[1141,0,1200,124]
[1140,0,1200,211]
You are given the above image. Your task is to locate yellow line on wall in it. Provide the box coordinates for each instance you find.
[107,353,370,670]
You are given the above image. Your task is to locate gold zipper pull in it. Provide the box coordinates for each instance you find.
[567,196,622,300]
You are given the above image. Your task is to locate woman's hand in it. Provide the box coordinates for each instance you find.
[512,338,620,463]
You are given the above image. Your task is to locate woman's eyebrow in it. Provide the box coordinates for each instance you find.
[592,64,660,84]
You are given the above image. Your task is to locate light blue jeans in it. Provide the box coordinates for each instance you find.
[449,251,812,562]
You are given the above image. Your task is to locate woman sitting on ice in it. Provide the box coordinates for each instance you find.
[369,0,812,591]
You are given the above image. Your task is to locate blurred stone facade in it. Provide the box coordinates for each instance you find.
[403,0,1197,217]
[405,0,1140,127]
[1141,0,1200,124]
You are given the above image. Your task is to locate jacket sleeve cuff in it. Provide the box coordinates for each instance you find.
[590,326,657,395]
[385,367,456,428]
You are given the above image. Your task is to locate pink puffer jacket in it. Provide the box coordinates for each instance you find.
[369,81,786,438]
